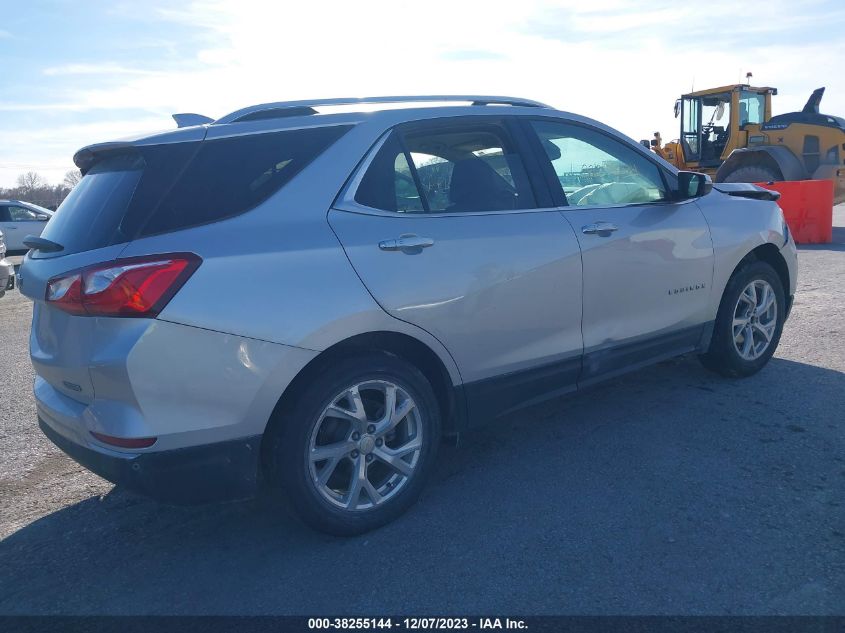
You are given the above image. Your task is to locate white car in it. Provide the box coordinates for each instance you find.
[0,200,53,253]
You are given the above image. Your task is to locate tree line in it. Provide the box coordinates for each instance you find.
[0,170,82,210]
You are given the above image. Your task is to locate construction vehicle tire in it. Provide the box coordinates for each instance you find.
[721,165,781,184]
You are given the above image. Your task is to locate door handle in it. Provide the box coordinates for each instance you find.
[581,222,618,236]
[378,234,435,252]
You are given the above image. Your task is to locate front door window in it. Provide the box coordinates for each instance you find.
[530,120,668,206]
[682,97,700,161]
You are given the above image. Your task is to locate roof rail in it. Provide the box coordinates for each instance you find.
[214,95,551,125]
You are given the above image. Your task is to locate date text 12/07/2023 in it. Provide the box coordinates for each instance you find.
[307,618,528,630]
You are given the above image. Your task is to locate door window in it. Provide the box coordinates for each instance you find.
[739,91,765,126]
[356,132,425,213]
[7,206,41,221]
[530,120,668,206]
[681,97,700,160]
[354,121,536,213]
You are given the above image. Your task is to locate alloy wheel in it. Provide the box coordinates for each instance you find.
[732,279,778,361]
[307,380,423,511]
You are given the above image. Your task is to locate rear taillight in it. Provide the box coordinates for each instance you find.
[46,253,201,317]
[90,431,157,449]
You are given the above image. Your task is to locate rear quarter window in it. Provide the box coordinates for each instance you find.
[139,124,352,236]
[39,124,352,255]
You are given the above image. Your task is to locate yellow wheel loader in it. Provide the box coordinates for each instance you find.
[646,84,845,204]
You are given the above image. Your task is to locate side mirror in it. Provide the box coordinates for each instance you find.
[639,140,651,149]
[674,99,681,118]
[676,171,713,199]
[36,214,50,222]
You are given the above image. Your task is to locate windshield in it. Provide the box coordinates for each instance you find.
[702,93,731,129]
[23,202,54,215]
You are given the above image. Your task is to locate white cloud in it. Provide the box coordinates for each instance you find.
[0,117,171,189]
[42,63,165,77]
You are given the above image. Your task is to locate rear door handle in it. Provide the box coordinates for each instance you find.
[581,222,618,236]
[379,234,435,252]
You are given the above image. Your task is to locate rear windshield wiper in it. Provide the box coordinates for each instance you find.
[23,236,64,253]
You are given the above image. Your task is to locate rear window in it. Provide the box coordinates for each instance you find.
[40,125,352,255]
[39,153,146,255]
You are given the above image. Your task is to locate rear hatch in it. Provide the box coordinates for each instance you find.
[21,122,354,404]
[20,132,205,403]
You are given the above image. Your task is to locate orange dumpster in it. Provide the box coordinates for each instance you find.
[754,180,833,244]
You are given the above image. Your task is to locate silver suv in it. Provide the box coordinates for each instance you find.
[20,96,797,534]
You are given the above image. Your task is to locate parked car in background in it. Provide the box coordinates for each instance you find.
[0,229,14,297]
[0,200,53,254]
[20,95,797,535]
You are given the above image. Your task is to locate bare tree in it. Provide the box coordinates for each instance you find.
[63,169,82,189]
[2,171,78,210]
[16,171,46,194]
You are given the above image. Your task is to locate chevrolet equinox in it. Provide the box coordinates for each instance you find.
[20,95,797,534]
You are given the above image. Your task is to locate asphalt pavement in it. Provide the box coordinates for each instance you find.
[1,208,843,615]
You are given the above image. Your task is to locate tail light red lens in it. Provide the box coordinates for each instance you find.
[90,431,157,449]
[45,273,86,315]
[45,253,201,318]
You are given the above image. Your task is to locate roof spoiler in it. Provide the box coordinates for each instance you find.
[73,141,135,171]
[172,113,214,128]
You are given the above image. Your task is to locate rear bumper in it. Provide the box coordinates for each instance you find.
[39,416,261,504]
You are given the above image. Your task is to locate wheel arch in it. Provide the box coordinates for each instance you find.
[715,146,808,183]
[699,242,790,377]
[260,331,465,478]
[726,243,791,302]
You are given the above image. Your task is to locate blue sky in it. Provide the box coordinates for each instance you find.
[1,0,844,187]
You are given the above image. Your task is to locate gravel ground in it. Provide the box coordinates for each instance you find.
[0,208,843,615]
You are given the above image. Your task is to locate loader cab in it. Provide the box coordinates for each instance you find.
[677,85,775,168]
[680,91,731,166]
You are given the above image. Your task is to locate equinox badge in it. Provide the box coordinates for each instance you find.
[668,283,706,295]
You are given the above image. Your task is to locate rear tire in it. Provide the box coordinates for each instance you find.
[699,260,785,377]
[721,165,780,184]
[270,352,441,536]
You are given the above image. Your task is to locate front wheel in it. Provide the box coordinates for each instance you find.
[271,353,441,535]
[699,260,785,377]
